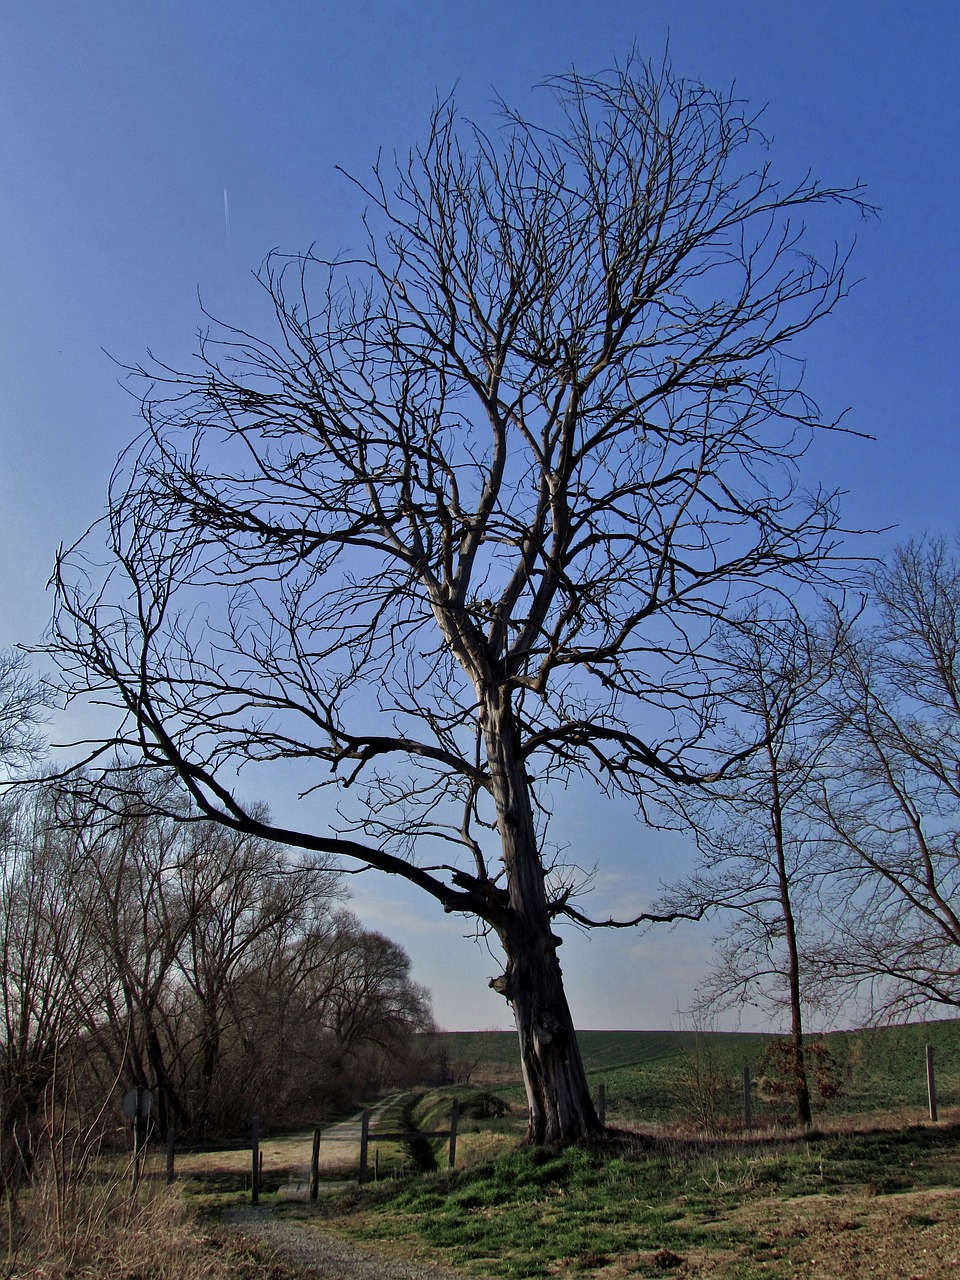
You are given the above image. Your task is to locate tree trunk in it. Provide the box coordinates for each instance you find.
[767,750,813,1130]
[198,1013,223,1136]
[483,687,602,1144]
[144,1020,190,1134]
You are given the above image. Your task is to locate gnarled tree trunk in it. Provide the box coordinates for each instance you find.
[484,686,602,1144]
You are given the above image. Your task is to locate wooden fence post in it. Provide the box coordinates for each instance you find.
[742,1063,752,1132]
[926,1044,938,1122]
[448,1098,459,1169]
[166,1126,175,1185]
[359,1109,370,1183]
[251,1115,261,1205]
[310,1126,322,1201]
[597,1082,606,1127]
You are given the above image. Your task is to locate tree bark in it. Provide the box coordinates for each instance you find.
[483,686,602,1144]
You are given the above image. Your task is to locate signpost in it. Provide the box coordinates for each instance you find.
[251,1115,261,1204]
[122,1087,153,1192]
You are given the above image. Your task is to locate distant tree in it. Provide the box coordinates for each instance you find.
[49,55,866,1142]
[0,789,95,1196]
[818,537,960,1018]
[756,1036,843,1109]
[663,610,843,1127]
[215,906,432,1122]
[0,649,43,771]
[319,923,433,1072]
[58,771,344,1133]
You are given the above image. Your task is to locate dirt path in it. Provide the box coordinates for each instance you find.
[222,1202,478,1280]
[220,1097,490,1279]
[276,1094,407,1190]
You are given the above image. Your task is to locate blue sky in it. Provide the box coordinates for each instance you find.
[2,2,958,1031]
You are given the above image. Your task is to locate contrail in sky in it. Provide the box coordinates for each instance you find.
[223,187,231,242]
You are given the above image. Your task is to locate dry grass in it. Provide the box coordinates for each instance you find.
[674,1187,960,1279]
[5,1177,294,1279]
[1,1115,295,1280]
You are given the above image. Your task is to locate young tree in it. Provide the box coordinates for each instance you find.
[49,56,865,1142]
[818,537,960,1017]
[662,611,843,1127]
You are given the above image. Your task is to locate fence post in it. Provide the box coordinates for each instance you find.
[926,1044,938,1122]
[448,1098,459,1169]
[359,1109,370,1183]
[310,1126,322,1201]
[597,1082,606,1127]
[742,1062,752,1132]
[166,1126,175,1185]
[251,1115,261,1205]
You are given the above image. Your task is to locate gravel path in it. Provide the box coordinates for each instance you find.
[222,1203,481,1280]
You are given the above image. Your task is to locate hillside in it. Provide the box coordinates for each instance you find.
[426,1021,960,1127]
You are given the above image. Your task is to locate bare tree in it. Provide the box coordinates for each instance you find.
[317,923,433,1066]
[663,610,844,1127]
[172,820,341,1131]
[48,55,866,1142]
[58,771,345,1133]
[207,904,432,1124]
[818,536,960,1018]
[59,773,200,1134]
[0,789,96,1195]
[0,649,43,772]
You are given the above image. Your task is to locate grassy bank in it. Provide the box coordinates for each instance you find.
[300,1110,960,1279]
[15,1021,958,1279]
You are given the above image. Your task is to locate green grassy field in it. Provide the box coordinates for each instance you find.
[428,1019,960,1129]
[299,1089,960,1279]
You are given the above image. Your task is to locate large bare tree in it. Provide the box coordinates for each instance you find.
[49,56,865,1142]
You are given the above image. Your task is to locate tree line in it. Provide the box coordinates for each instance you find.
[0,761,431,1194]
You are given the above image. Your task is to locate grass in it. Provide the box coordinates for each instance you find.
[27,1021,953,1279]
[252,1023,960,1280]
[433,1021,960,1127]
[301,1117,960,1278]
[3,1176,295,1280]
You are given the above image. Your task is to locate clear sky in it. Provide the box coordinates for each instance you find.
[2,2,958,1032]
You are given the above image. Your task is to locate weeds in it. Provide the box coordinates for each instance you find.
[0,1064,294,1279]
[6,1173,295,1280]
